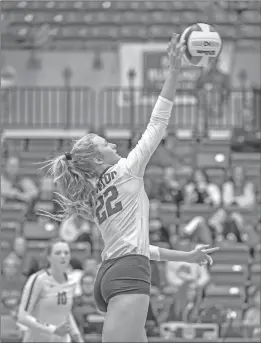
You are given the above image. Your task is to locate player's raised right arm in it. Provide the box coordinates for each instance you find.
[17,273,56,335]
[126,34,184,177]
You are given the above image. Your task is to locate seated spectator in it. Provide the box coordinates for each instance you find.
[244,286,260,326]
[38,174,55,201]
[72,272,99,335]
[59,215,93,247]
[181,216,213,245]
[2,236,30,279]
[1,156,38,206]
[165,241,210,301]
[162,132,192,174]
[149,218,170,247]
[184,168,221,206]
[222,166,256,208]
[160,167,183,204]
[83,257,98,277]
[208,207,255,243]
[77,273,98,315]
[68,258,84,297]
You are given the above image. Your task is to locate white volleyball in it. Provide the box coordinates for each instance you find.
[179,23,222,67]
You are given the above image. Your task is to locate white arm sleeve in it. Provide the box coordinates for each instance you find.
[149,245,161,261]
[126,96,173,177]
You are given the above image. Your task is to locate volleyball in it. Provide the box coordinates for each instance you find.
[179,23,222,67]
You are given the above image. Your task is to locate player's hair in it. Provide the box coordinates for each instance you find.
[43,134,101,222]
[46,238,70,256]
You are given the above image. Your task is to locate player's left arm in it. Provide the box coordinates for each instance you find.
[125,35,184,178]
[18,273,57,334]
[68,313,84,343]
[149,244,219,265]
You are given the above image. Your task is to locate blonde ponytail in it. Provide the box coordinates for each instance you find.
[42,133,101,222]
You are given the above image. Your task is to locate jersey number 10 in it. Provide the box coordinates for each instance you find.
[96,186,123,225]
[57,292,67,305]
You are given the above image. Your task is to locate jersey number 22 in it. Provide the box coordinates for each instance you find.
[96,186,123,225]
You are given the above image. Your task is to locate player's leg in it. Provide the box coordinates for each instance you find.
[100,255,151,342]
[102,293,150,342]
[140,328,148,342]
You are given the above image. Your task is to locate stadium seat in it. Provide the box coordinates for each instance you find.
[34,200,54,213]
[210,242,250,266]
[180,204,215,223]
[1,201,27,221]
[210,264,248,286]
[204,284,245,309]
[22,221,57,240]
[0,222,21,242]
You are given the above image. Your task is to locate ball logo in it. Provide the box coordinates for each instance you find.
[192,41,219,47]
[204,41,219,47]
[196,50,216,55]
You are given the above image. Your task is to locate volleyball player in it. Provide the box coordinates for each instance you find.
[17,238,84,342]
[47,34,218,342]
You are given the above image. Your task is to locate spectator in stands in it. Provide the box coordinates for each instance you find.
[244,286,260,326]
[181,216,213,245]
[83,257,98,276]
[160,167,183,204]
[68,258,84,297]
[165,241,210,301]
[222,166,256,208]
[1,156,38,206]
[72,272,98,335]
[1,236,28,278]
[38,174,54,201]
[59,215,93,248]
[163,132,192,174]
[184,168,221,206]
[149,218,170,247]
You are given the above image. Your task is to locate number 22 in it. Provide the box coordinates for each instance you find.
[96,186,123,225]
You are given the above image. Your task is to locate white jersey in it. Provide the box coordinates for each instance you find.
[18,270,80,342]
[94,96,173,261]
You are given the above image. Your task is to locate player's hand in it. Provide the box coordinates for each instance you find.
[167,33,185,72]
[53,322,71,337]
[188,245,219,266]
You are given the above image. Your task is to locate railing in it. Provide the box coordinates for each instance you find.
[0,87,96,129]
[0,87,260,131]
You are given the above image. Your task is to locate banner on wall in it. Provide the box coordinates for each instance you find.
[118,41,235,107]
[143,51,200,92]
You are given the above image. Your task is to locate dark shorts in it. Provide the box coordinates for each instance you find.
[94,254,151,313]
